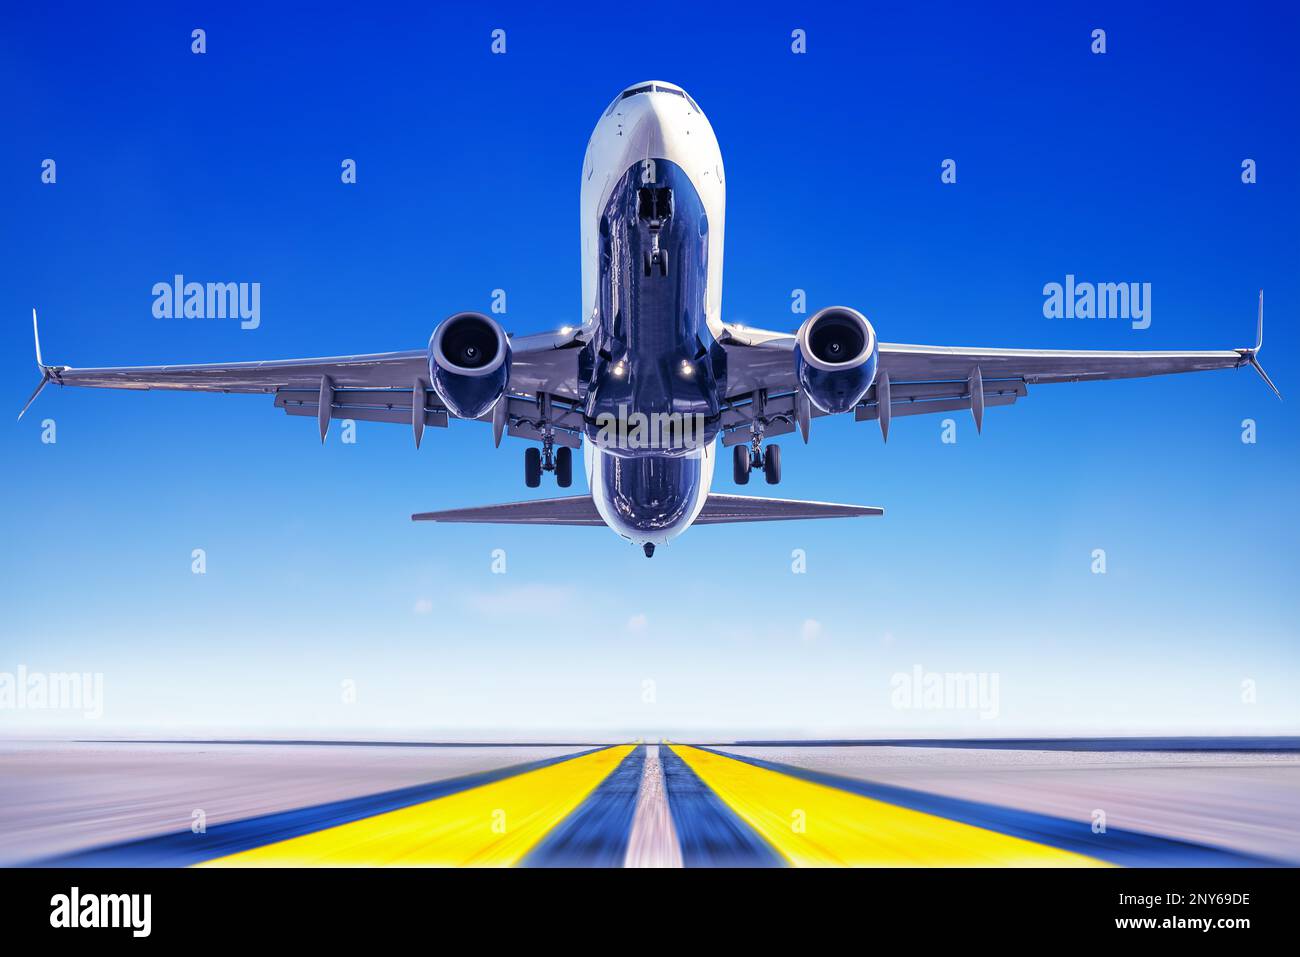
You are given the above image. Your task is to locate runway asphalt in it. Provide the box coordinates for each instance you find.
[2,738,1296,867]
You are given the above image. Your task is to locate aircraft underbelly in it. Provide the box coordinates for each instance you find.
[582,158,722,543]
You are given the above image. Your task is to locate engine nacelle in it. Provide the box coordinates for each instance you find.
[428,312,511,419]
[794,306,878,414]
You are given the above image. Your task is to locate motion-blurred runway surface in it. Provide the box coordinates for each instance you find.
[3,738,1297,867]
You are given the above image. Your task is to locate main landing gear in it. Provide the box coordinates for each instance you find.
[525,441,572,488]
[521,392,573,489]
[732,390,782,486]
[733,439,781,486]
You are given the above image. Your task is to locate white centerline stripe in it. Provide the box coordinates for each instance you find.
[623,745,683,868]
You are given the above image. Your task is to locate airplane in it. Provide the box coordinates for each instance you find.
[20,80,1280,557]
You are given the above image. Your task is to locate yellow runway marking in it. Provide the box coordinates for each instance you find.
[669,745,1108,867]
[203,745,636,867]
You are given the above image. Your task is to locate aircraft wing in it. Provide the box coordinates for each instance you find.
[715,295,1278,446]
[412,493,882,525]
[20,313,586,447]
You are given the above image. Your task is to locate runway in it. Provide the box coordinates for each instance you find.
[3,738,1297,867]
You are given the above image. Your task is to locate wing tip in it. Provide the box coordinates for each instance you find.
[32,307,45,370]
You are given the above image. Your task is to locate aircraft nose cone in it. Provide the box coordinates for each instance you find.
[622,94,674,157]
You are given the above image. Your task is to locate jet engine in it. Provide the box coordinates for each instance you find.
[794,306,878,414]
[428,312,511,419]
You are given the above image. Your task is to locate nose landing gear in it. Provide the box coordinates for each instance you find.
[638,186,673,277]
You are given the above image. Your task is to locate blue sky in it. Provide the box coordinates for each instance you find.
[2,1,1297,738]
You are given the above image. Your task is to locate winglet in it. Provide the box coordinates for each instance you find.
[32,308,44,369]
[18,370,51,421]
[19,309,53,421]
[1246,290,1282,400]
[1256,289,1265,353]
[1249,353,1282,400]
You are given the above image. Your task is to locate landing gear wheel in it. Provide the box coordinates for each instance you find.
[733,443,752,485]
[555,446,573,488]
[763,443,782,485]
[524,447,542,488]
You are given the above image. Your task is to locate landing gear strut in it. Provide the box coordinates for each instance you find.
[638,186,672,277]
[523,391,573,488]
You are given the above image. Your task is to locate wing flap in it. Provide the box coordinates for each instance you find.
[275,388,584,447]
[278,394,451,430]
[718,378,1028,445]
[853,381,1024,423]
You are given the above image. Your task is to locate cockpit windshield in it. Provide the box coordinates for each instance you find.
[606,83,700,116]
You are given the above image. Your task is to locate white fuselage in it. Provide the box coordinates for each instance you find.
[578,82,727,548]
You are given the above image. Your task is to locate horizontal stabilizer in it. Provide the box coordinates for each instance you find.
[694,493,883,523]
[413,496,605,526]
[412,493,882,526]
